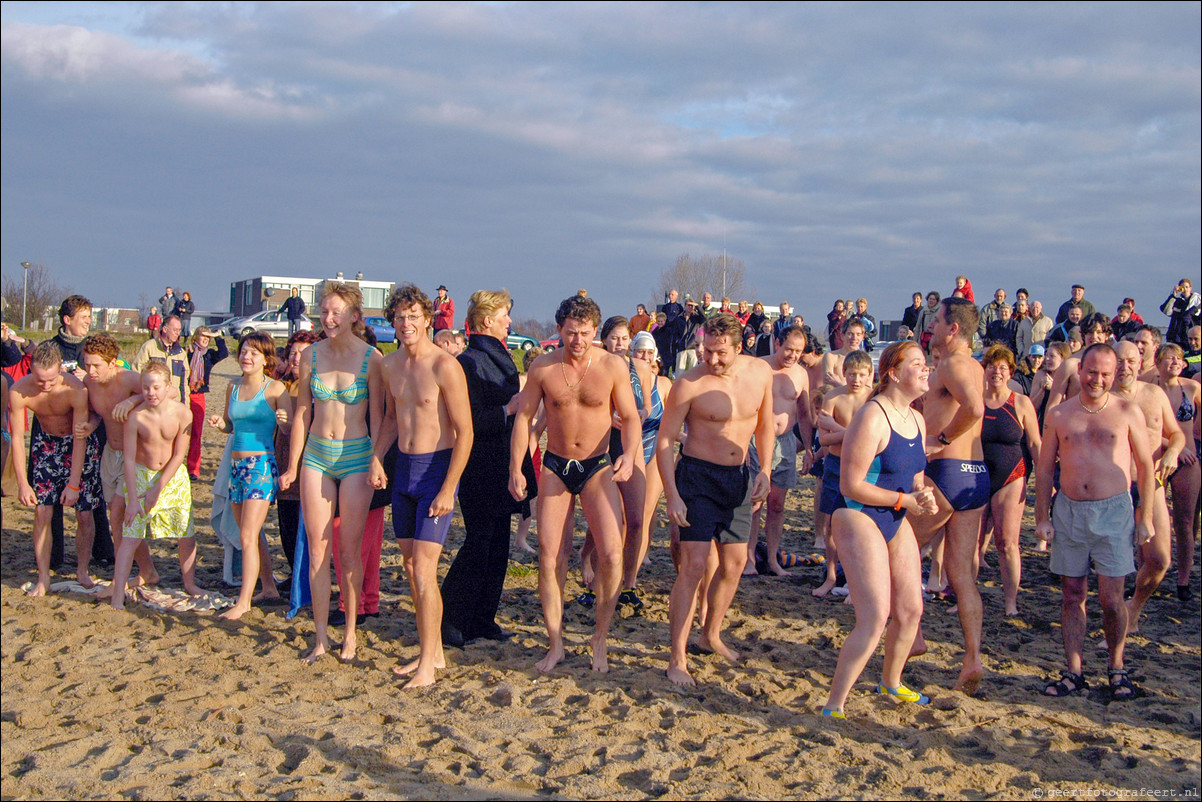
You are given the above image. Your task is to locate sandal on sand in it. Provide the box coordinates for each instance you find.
[1043,670,1088,697]
[821,708,846,719]
[877,683,931,705]
[1108,668,1137,701]
[575,590,596,608]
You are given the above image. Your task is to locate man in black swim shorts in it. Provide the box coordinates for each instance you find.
[658,313,776,686]
[509,295,642,675]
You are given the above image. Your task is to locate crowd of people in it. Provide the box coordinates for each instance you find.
[0,273,1199,712]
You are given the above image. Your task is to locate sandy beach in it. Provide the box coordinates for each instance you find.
[2,366,1200,800]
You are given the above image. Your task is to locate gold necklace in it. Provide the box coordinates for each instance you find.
[882,394,915,426]
[561,353,593,389]
[1080,393,1110,414]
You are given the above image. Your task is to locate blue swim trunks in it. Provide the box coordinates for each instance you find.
[392,448,454,545]
[230,453,279,504]
[925,458,989,512]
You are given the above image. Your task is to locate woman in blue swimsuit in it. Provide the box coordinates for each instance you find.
[210,332,291,620]
[280,283,382,663]
[824,341,938,718]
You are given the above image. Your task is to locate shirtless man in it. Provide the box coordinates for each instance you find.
[9,342,102,594]
[912,297,988,694]
[115,363,199,609]
[433,328,462,357]
[1128,325,1162,382]
[658,313,774,685]
[820,319,866,387]
[1046,313,1113,410]
[509,295,641,674]
[746,325,813,576]
[79,333,160,593]
[1037,344,1154,701]
[813,350,875,597]
[371,284,473,689]
[1111,341,1186,633]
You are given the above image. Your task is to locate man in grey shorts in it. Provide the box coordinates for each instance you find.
[1035,343,1155,701]
[746,325,813,576]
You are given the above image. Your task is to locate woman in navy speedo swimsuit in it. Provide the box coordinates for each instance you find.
[823,341,938,719]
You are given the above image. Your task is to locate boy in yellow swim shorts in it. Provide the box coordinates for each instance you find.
[113,363,202,610]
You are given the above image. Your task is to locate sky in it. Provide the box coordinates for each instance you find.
[2,1,1199,328]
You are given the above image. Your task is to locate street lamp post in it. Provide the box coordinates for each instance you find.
[21,262,31,329]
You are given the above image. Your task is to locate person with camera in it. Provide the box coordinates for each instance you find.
[1161,279,1201,349]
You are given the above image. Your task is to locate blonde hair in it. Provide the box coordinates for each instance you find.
[466,289,512,333]
[321,282,366,337]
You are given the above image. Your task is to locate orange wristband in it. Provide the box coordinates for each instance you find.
[893,491,904,511]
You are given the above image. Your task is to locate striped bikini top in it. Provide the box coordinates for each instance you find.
[310,346,371,405]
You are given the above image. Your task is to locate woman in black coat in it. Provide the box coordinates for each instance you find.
[440,289,536,646]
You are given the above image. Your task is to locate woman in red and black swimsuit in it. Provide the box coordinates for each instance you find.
[979,345,1042,617]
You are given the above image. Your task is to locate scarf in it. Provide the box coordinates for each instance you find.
[189,345,206,392]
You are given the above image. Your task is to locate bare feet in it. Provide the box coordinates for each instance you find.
[909,634,928,658]
[667,663,695,686]
[812,577,837,598]
[220,603,252,621]
[766,562,793,577]
[954,663,984,696]
[76,572,97,589]
[26,580,49,598]
[183,582,206,597]
[302,642,330,665]
[130,572,160,588]
[697,635,740,664]
[535,643,566,674]
[338,633,358,662]
[742,564,759,577]
[518,539,537,555]
[1004,607,1019,617]
[1125,600,1141,635]
[392,654,447,677]
[252,589,281,602]
[590,633,610,674]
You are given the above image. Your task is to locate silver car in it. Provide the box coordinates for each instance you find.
[224,308,314,339]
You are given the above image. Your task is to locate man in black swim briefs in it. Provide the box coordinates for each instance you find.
[509,295,642,675]
[913,297,989,695]
[658,313,776,686]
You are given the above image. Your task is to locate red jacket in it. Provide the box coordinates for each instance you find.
[434,297,455,330]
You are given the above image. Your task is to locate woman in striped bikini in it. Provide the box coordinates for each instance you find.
[280,283,382,664]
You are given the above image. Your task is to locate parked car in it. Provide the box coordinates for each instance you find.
[224,309,313,339]
[364,316,397,343]
[539,337,560,351]
[506,331,540,351]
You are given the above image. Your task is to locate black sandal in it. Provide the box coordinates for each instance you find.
[1108,668,1137,701]
[1043,670,1088,697]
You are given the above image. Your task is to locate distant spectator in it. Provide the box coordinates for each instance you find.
[735,300,751,327]
[629,304,651,334]
[176,291,196,338]
[1017,300,1052,358]
[281,286,307,336]
[746,301,767,336]
[699,292,718,318]
[133,314,190,401]
[847,297,876,352]
[902,292,922,332]
[184,326,229,480]
[915,291,941,353]
[433,284,455,332]
[979,288,1006,336]
[661,288,684,321]
[984,303,1018,352]
[1013,287,1030,316]
[953,275,975,303]
[1161,278,1201,348]
[1121,297,1144,325]
[1046,305,1083,346]
[1184,325,1200,379]
[147,306,162,335]
[772,301,795,342]
[2,321,34,370]
[1110,304,1141,342]
[1055,283,1095,324]
[158,285,178,317]
[827,299,848,351]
